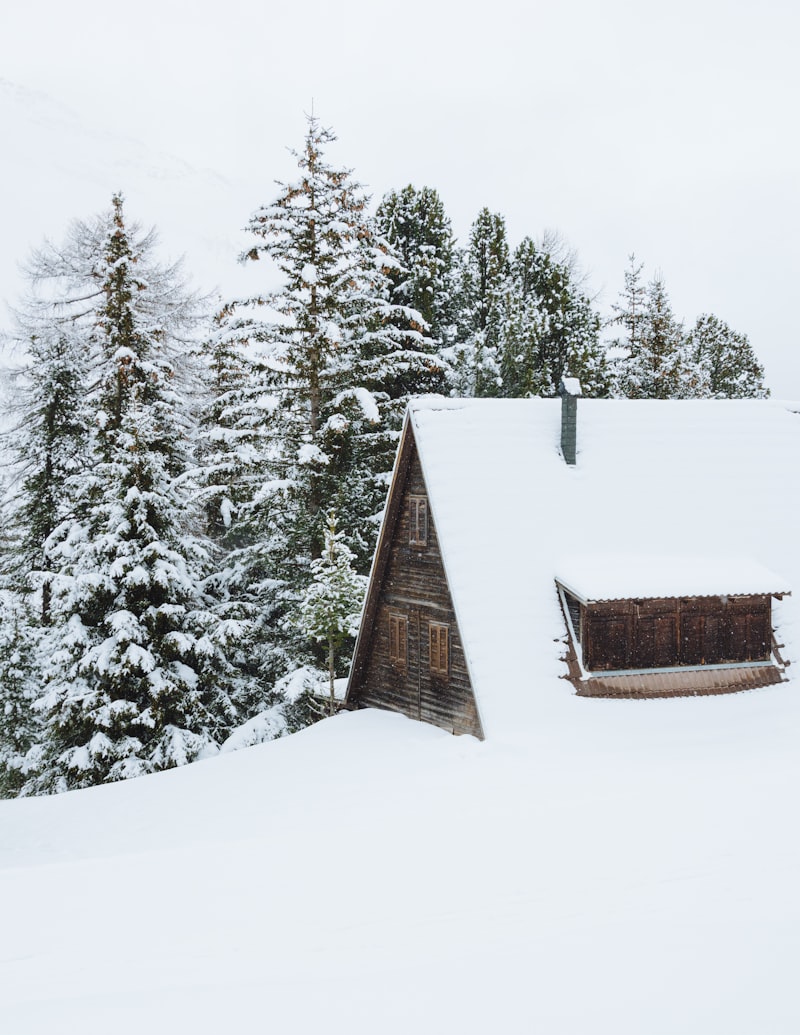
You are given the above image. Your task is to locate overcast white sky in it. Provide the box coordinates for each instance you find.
[3,0,799,392]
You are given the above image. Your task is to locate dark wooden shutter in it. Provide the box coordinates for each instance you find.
[389,614,408,671]
[429,622,449,677]
[430,623,440,672]
[409,496,428,547]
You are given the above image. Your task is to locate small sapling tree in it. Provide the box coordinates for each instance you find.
[295,510,366,716]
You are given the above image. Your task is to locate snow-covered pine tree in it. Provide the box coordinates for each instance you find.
[206,116,435,712]
[0,217,101,787]
[295,509,366,716]
[195,307,257,546]
[4,332,90,623]
[637,273,686,399]
[193,306,282,711]
[1,226,98,623]
[499,237,608,398]
[498,287,545,397]
[686,313,769,398]
[609,254,647,349]
[610,265,686,399]
[607,254,648,396]
[0,590,39,796]
[451,209,509,396]
[22,195,239,794]
[375,184,456,357]
[234,115,434,570]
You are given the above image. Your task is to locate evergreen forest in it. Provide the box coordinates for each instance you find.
[0,116,769,796]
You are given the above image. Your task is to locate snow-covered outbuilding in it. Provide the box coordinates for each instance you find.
[345,391,796,740]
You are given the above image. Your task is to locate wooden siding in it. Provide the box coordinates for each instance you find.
[583,595,772,672]
[346,429,482,738]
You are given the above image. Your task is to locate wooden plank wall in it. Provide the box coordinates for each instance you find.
[584,595,772,671]
[349,439,482,738]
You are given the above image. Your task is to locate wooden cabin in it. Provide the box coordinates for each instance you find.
[346,393,794,739]
[345,415,482,737]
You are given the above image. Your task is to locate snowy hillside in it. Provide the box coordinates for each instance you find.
[3,687,800,1033]
[0,79,259,314]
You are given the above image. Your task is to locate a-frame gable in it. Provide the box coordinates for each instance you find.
[346,415,484,739]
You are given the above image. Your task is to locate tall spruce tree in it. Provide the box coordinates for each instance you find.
[637,273,687,399]
[193,307,283,708]
[609,254,647,360]
[213,116,433,695]
[451,209,509,396]
[2,229,98,622]
[0,217,100,788]
[609,263,686,399]
[10,334,89,619]
[499,237,608,397]
[22,195,239,794]
[374,185,456,357]
[686,314,768,398]
[242,116,435,559]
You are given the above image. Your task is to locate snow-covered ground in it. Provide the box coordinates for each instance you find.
[3,683,799,1033]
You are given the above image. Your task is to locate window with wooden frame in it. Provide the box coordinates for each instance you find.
[429,622,449,678]
[409,495,428,547]
[389,613,408,671]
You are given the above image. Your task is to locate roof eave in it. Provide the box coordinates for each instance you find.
[344,408,414,708]
[555,578,790,606]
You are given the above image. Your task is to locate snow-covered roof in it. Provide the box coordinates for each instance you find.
[555,555,789,604]
[408,397,800,740]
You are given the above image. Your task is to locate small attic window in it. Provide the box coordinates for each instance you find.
[389,613,408,671]
[409,495,428,547]
[429,622,449,678]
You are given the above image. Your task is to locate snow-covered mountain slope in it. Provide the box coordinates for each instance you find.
[0,78,260,312]
[3,687,800,1034]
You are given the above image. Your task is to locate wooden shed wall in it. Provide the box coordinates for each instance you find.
[347,436,482,738]
[582,595,772,672]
